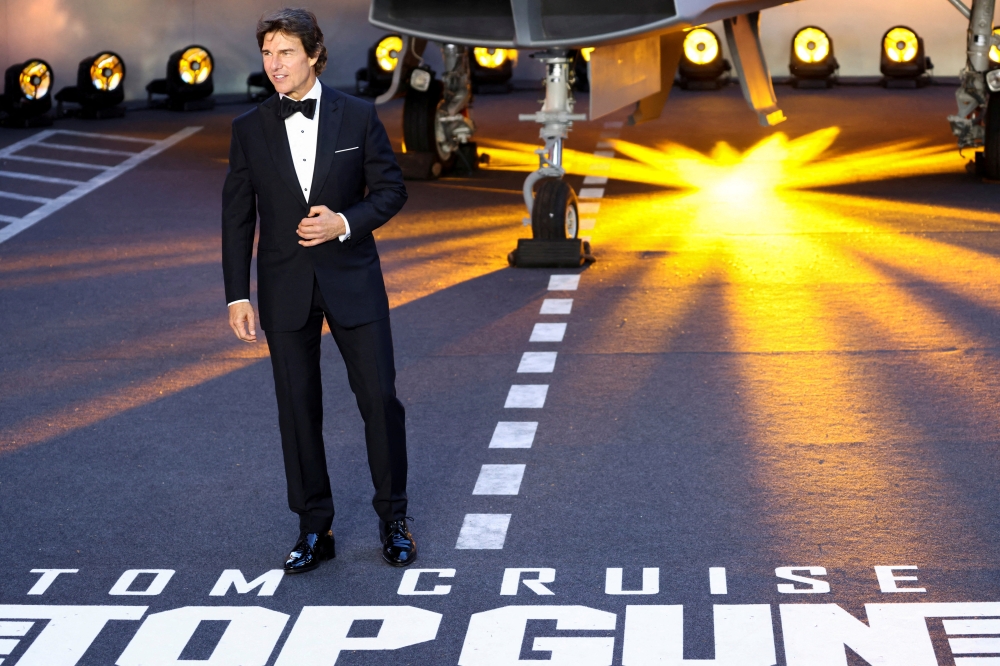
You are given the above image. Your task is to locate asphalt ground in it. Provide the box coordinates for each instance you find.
[0,85,999,664]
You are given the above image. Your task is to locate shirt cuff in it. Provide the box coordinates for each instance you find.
[227,299,250,307]
[338,213,351,242]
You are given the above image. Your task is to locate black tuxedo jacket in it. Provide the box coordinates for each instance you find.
[222,84,407,331]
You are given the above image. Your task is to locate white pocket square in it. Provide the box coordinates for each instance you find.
[334,146,359,153]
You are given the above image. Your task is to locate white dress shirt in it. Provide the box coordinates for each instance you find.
[228,78,350,308]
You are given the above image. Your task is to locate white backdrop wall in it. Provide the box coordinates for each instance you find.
[0,0,979,101]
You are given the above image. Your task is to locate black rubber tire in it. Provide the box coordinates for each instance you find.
[531,178,579,240]
[403,78,442,154]
[985,90,1000,180]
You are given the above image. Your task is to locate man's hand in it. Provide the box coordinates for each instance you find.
[229,301,257,343]
[297,205,346,247]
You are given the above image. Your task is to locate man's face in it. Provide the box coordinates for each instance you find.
[261,30,318,99]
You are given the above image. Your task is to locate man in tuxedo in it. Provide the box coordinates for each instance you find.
[222,8,414,572]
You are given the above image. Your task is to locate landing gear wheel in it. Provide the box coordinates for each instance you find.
[985,90,1000,180]
[531,178,579,240]
[403,78,454,170]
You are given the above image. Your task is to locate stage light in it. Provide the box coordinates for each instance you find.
[678,28,730,90]
[146,44,215,111]
[356,34,402,97]
[55,52,126,119]
[990,27,1000,65]
[580,47,594,62]
[880,26,931,87]
[471,47,515,94]
[789,27,838,88]
[2,59,53,127]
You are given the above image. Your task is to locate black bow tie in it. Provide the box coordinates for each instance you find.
[279,96,317,120]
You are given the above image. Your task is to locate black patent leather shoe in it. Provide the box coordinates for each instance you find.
[379,518,417,567]
[284,530,335,574]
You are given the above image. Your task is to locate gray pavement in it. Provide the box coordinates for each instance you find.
[1,86,999,664]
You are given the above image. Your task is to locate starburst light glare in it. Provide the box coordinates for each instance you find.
[376,35,404,72]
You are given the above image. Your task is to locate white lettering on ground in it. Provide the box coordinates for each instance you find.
[118,606,288,666]
[606,568,659,595]
[501,568,556,596]
[397,569,455,596]
[489,422,537,448]
[710,567,728,595]
[459,605,616,666]
[775,566,830,594]
[622,604,775,665]
[0,605,146,666]
[274,606,442,665]
[109,570,175,596]
[874,566,926,593]
[209,569,284,597]
[27,569,78,595]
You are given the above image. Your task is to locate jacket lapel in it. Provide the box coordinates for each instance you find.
[308,84,344,206]
[258,94,308,208]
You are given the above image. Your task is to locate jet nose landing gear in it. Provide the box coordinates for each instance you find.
[510,51,594,268]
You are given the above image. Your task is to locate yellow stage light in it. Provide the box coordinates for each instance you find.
[474,47,508,69]
[794,27,831,64]
[376,35,403,72]
[178,47,212,85]
[884,27,918,64]
[684,28,720,66]
[19,60,51,100]
[990,27,1000,64]
[90,53,124,92]
[580,47,595,62]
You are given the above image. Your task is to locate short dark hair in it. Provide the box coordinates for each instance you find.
[257,8,328,75]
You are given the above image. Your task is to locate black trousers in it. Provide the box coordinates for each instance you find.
[265,278,407,534]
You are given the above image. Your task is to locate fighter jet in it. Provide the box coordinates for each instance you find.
[368,0,1000,246]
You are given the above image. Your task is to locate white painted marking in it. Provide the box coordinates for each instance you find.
[950,637,1000,653]
[2,154,110,170]
[548,274,580,290]
[776,566,830,594]
[578,187,605,199]
[27,569,77,595]
[710,567,728,594]
[397,568,455,595]
[530,323,566,342]
[0,639,20,653]
[489,422,537,448]
[0,622,31,636]
[540,298,573,315]
[39,143,137,157]
[0,215,19,223]
[455,514,511,549]
[0,170,85,185]
[583,175,608,185]
[580,218,596,230]
[874,565,925,593]
[209,569,284,596]
[505,384,548,408]
[606,568,659,595]
[596,140,614,149]
[593,150,615,158]
[518,351,557,373]
[0,127,201,245]
[108,569,175,595]
[473,464,526,495]
[500,568,556,595]
[604,121,624,129]
[955,658,1000,666]
[578,202,601,215]
[624,605,776,665]
[0,190,50,204]
[45,129,157,144]
[0,605,146,665]
[588,162,611,171]
[945,619,1000,634]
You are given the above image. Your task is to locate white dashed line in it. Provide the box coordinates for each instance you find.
[578,202,601,215]
[580,218,596,231]
[489,422,538,448]
[548,274,580,291]
[710,567,728,594]
[518,351,557,373]
[455,514,511,549]
[578,187,605,199]
[583,175,608,185]
[540,298,573,315]
[530,323,566,342]
[596,140,615,149]
[472,464,526,495]
[505,385,549,408]
[593,150,615,158]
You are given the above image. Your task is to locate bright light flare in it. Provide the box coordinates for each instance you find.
[474,47,512,68]
[683,28,720,65]
[376,35,403,72]
[884,27,918,64]
[179,47,211,84]
[580,47,595,62]
[794,27,831,64]
[90,53,124,91]
[19,60,51,100]
[991,27,1000,64]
